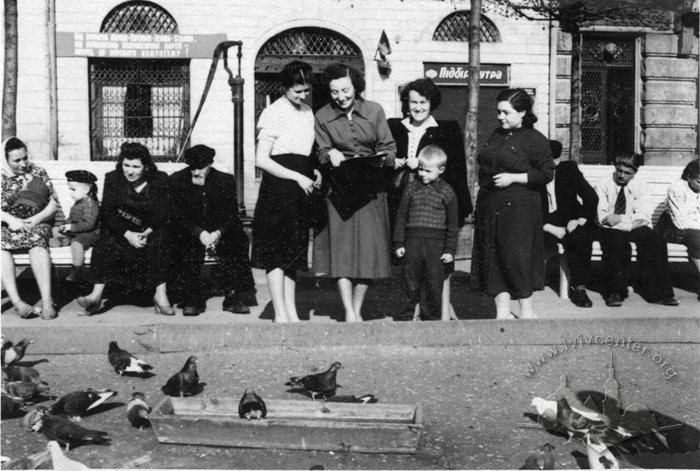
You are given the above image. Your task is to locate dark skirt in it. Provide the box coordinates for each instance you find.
[90,229,170,291]
[251,153,318,271]
[470,186,544,298]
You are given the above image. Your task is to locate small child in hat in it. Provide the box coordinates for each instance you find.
[57,170,101,284]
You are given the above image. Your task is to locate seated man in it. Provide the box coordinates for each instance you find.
[542,140,599,307]
[169,144,257,316]
[595,153,678,307]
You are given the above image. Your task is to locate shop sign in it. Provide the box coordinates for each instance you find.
[57,32,227,59]
[423,63,509,86]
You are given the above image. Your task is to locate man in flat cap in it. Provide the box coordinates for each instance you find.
[169,144,257,315]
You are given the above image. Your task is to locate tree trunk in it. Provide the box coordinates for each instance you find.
[465,0,482,213]
[569,29,582,162]
[3,0,18,140]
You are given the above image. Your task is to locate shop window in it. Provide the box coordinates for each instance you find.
[580,35,636,164]
[89,1,188,161]
[433,11,501,42]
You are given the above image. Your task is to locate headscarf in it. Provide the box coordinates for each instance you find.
[1,137,34,186]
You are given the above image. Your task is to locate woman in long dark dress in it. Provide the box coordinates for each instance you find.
[471,89,554,319]
[1,137,59,319]
[313,63,397,322]
[77,142,173,315]
[387,78,472,320]
[252,60,321,323]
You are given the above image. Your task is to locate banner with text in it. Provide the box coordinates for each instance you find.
[57,32,228,59]
[424,63,509,86]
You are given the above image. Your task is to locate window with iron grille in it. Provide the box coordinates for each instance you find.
[89,1,188,161]
[433,11,501,42]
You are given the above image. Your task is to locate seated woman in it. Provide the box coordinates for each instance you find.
[658,159,700,300]
[77,142,174,315]
[1,137,59,319]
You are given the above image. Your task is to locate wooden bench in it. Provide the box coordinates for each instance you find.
[557,164,689,299]
[10,160,189,267]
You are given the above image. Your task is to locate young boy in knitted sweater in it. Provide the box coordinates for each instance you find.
[394,145,458,320]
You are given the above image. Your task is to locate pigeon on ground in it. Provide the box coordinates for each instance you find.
[161,356,200,397]
[108,341,153,376]
[585,432,620,469]
[325,394,378,404]
[24,407,110,450]
[3,364,41,383]
[1,338,32,366]
[531,397,631,442]
[3,380,50,402]
[285,362,342,400]
[126,392,151,429]
[238,389,267,420]
[520,443,555,469]
[1,393,25,418]
[48,389,117,420]
[47,441,89,471]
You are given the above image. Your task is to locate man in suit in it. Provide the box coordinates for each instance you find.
[595,153,678,307]
[169,144,257,316]
[543,140,599,307]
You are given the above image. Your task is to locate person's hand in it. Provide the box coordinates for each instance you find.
[199,230,214,248]
[493,173,515,188]
[630,219,646,230]
[328,149,345,168]
[296,174,316,195]
[394,158,406,169]
[602,214,623,227]
[395,247,405,258]
[566,218,585,234]
[406,156,419,170]
[440,253,454,263]
[313,169,322,189]
[125,230,147,248]
[22,215,42,230]
[58,224,71,234]
[209,230,221,248]
[6,215,25,232]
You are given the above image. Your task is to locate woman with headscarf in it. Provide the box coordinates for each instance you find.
[1,137,59,319]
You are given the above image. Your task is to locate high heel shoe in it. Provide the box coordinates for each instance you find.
[153,298,175,316]
[77,296,103,316]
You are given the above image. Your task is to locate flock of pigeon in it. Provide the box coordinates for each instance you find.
[1,337,376,468]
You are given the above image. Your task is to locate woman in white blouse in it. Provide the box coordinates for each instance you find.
[662,159,700,299]
[251,61,322,322]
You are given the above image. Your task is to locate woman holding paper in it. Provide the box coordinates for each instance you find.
[313,63,397,322]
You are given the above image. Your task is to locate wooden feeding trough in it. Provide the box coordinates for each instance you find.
[150,396,423,453]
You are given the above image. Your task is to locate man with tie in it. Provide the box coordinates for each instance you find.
[595,153,678,307]
[543,140,599,307]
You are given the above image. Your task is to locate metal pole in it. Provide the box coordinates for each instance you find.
[223,45,246,217]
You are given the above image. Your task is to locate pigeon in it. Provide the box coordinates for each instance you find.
[585,432,620,469]
[126,392,151,429]
[47,441,89,471]
[3,364,42,383]
[3,380,50,402]
[238,389,267,420]
[285,362,342,400]
[325,394,378,404]
[24,407,110,450]
[108,341,153,376]
[49,389,117,420]
[531,397,630,442]
[1,338,32,366]
[161,356,200,397]
[1,393,24,418]
[520,443,555,469]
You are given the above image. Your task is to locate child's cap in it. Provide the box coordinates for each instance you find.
[65,170,97,184]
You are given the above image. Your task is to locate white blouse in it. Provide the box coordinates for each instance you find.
[257,96,315,157]
[666,179,700,230]
[401,115,439,160]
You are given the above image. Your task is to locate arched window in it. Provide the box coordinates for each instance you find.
[101,1,177,34]
[90,1,188,161]
[433,11,501,43]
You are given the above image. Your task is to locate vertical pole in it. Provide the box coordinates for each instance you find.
[2,0,18,140]
[229,45,246,217]
[47,0,58,159]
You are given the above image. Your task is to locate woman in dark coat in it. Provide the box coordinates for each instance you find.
[471,89,554,319]
[387,78,472,320]
[77,142,173,315]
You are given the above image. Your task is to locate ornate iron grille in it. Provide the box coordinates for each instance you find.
[101,1,177,34]
[433,11,501,42]
[258,28,361,56]
[582,37,635,68]
[89,59,189,161]
[581,71,604,155]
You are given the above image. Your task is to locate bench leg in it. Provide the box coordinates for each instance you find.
[559,253,571,299]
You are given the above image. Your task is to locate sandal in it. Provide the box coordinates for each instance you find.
[13,301,34,319]
[40,303,58,320]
